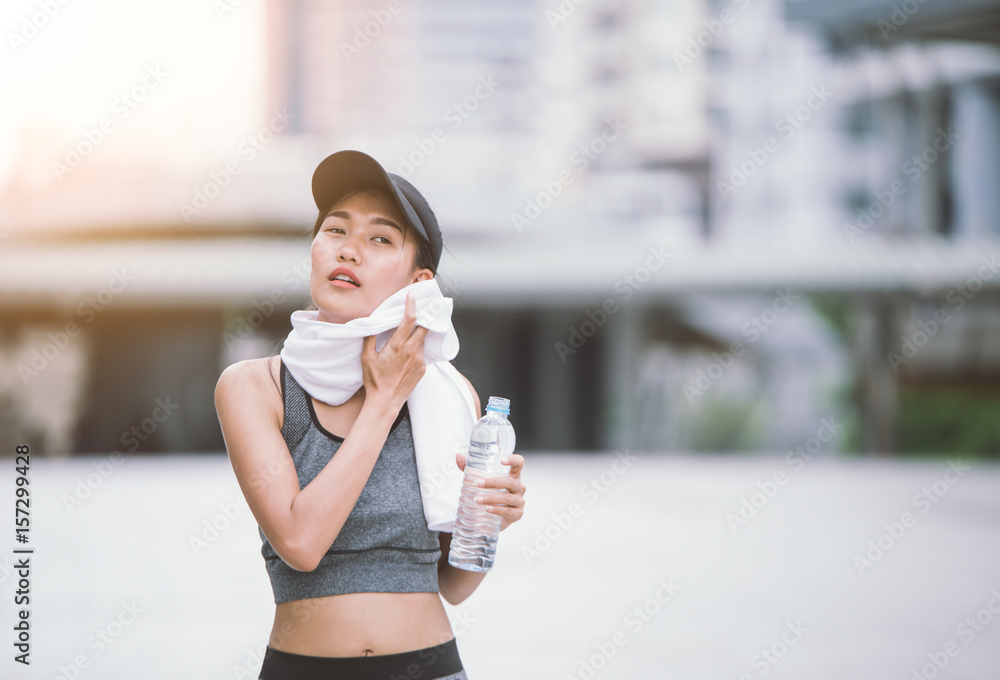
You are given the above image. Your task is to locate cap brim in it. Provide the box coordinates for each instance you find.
[311,150,431,247]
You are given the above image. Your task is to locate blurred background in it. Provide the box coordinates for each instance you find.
[1,0,1000,678]
[3,0,1000,458]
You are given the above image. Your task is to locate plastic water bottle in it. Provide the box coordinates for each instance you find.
[448,396,516,572]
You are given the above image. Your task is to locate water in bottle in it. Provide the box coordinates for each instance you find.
[448,396,516,572]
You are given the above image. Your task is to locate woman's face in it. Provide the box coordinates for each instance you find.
[310,188,433,324]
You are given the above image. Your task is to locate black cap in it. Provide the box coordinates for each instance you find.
[311,150,443,272]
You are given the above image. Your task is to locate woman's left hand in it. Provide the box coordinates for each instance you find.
[456,453,526,531]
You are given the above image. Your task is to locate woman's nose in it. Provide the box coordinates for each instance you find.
[336,234,364,263]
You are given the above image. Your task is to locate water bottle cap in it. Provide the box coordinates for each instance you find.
[485,396,510,415]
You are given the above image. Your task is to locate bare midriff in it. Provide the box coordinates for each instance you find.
[269,591,454,657]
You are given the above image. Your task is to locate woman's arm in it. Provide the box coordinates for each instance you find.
[216,361,399,571]
[215,294,430,572]
[437,532,488,605]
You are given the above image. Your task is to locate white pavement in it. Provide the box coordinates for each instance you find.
[2,451,999,679]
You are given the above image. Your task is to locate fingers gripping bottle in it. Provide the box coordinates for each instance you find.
[448,396,516,572]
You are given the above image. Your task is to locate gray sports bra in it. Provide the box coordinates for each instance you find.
[258,360,441,604]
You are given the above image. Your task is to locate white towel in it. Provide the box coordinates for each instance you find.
[279,278,476,533]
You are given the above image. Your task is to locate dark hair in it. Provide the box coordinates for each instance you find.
[311,187,436,275]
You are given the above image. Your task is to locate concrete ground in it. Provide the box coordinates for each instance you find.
[2,450,999,679]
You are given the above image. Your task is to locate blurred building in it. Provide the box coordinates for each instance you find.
[776,0,1000,451]
[1,0,715,456]
[2,0,998,457]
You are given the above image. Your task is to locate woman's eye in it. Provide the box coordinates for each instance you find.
[374,236,392,244]
[324,226,344,234]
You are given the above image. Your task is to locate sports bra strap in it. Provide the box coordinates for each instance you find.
[280,359,311,452]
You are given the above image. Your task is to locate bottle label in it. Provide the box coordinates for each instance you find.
[467,438,504,474]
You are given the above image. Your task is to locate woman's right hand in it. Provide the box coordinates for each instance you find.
[361,291,430,412]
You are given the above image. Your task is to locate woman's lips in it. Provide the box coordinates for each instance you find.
[330,280,360,288]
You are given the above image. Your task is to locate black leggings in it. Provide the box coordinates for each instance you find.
[257,637,467,680]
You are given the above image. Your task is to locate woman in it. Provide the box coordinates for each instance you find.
[215,150,527,679]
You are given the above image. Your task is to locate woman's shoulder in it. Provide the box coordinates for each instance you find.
[215,355,283,411]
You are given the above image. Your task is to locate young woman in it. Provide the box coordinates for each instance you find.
[215,150,526,679]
